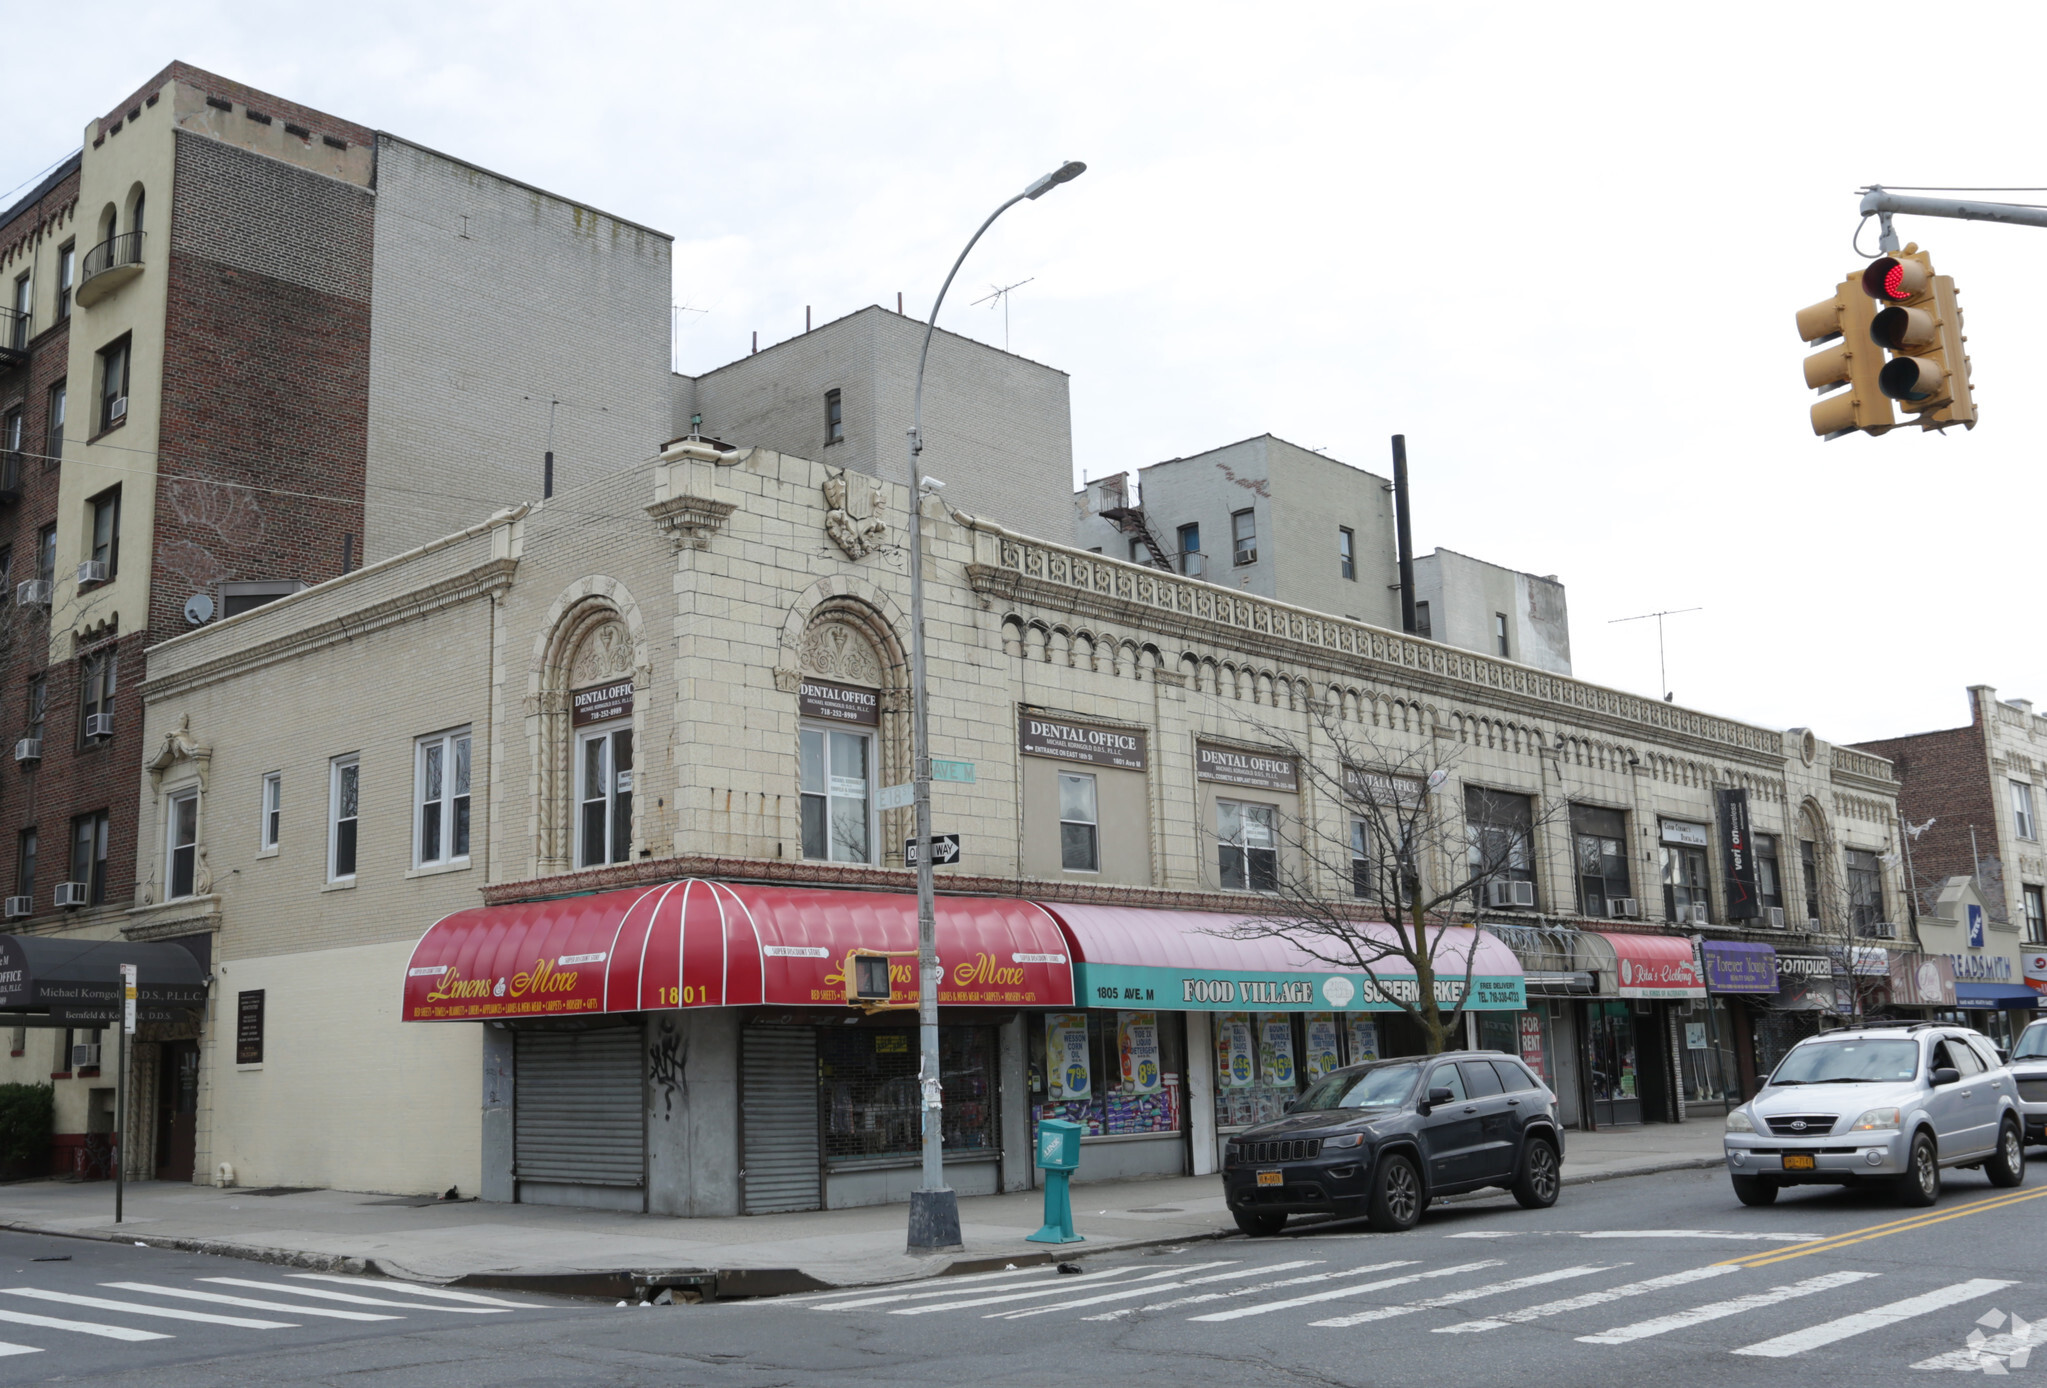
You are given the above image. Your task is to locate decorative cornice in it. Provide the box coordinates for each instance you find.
[122,897,221,941]
[646,494,737,550]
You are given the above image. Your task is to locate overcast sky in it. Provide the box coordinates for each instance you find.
[10,2,2038,746]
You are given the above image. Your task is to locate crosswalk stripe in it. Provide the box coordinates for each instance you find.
[813,1266,1146,1312]
[1730,1279,2019,1358]
[1576,1270,1878,1345]
[101,1283,401,1322]
[1188,1261,1506,1324]
[286,1275,533,1308]
[1082,1263,1418,1321]
[890,1264,1235,1316]
[0,1344,35,1358]
[200,1278,509,1313]
[1434,1264,1744,1332]
[0,1288,294,1329]
[0,1307,170,1341]
[990,1262,1324,1320]
[774,1266,1058,1306]
[1309,1264,1624,1329]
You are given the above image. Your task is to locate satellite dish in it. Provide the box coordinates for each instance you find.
[184,594,215,626]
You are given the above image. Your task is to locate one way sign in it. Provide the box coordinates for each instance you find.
[904,834,962,868]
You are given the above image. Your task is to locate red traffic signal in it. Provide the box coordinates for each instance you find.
[1860,256,1929,303]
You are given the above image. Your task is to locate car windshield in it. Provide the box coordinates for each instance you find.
[2014,1027,2047,1061]
[1769,1038,1919,1086]
[1295,1063,1422,1111]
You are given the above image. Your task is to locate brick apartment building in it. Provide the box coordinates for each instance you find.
[0,61,670,1175]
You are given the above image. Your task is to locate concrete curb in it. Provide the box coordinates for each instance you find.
[0,1155,1727,1298]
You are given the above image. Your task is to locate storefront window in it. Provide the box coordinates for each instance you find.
[1661,821,1711,924]
[821,1025,995,1163]
[1587,1001,1641,1125]
[800,727,871,863]
[1031,1011,1182,1138]
[1680,1000,1737,1108]
[1570,805,1629,918]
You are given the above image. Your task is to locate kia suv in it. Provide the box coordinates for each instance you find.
[1722,1024,2024,1207]
[2012,1019,2047,1150]
[1221,1051,1564,1236]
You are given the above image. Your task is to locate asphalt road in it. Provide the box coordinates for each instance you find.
[0,1155,2042,1385]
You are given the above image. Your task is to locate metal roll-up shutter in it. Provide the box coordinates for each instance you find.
[514,1028,645,1187]
[743,1027,820,1214]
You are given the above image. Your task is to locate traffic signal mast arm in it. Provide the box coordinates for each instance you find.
[1861,187,2047,246]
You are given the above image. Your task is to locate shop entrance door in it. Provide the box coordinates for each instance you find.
[155,1041,199,1182]
[1587,1003,1642,1127]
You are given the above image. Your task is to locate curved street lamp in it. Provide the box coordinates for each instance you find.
[905,160,1086,1253]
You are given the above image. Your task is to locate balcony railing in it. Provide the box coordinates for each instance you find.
[76,232,144,307]
[0,308,28,366]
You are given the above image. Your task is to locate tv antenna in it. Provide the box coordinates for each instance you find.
[1609,606,1702,702]
[970,277,1034,351]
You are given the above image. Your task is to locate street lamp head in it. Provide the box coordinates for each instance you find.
[1025,161,1087,200]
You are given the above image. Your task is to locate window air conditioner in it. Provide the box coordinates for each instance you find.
[11,739,38,764]
[1,897,29,919]
[1872,921,1899,940]
[76,560,106,585]
[84,713,113,739]
[53,881,88,908]
[14,579,49,607]
[70,1044,99,1070]
[109,396,127,422]
[1690,903,1709,926]
[1806,917,1822,930]
[1607,897,1640,919]
[1487,879,1536,909]
[1768,905,1786,929]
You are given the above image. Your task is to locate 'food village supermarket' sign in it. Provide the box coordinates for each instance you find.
[1074,962,1524,1012]
[1196,743,1298,793]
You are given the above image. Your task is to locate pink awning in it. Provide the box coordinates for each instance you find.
[1595,931,1706,999]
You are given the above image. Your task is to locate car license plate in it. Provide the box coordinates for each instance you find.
[1782,1153,1816,1171]
[1256,1169,1284,1187]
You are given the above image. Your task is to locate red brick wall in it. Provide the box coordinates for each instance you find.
[1854,709,1995,916]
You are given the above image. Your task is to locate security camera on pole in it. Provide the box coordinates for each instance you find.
[903,159,1084,1254]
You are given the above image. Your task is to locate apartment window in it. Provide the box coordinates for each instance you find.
[25,676,43,746]
[1413,600,1432,640]
[1,411,18,453]
[577,722,635,868]
[220,579,304,617]
[1799,838,1822,924]
[166,788,199,900]
[1338,527,1355,580]
[35,525,54,585]
[7,276,26,351]
[1177,523,1203,578]
[415,730,472,866]
[15,829,34,903]
[1058,772,1099,872]
[1494,613,1511,658]
[260,772,281,852]
[1127,538,1145,563]
[1231,509,1257,565]
[1217,799,1277,891]
[1844,848,1884,934]
[1755,833,1783,911]
[131,190,145,236]
[1466,786,1535,904]
[2023,886,2046,946]
[1571,805,1630,918]
[87,486,120,580]
[328,756,359,881]
[799,726,869,864]
[68,811,108,905]
[2013,781,2037,841]
[44,381,64,462]
[55,244,73,322]
[79,650,115,739]
[97,337,130,433]
[824,388,844,444]
[1661,821,1712,924]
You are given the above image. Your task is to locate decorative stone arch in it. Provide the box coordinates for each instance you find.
[781,588,913,861]
[773,574,911,693]
[526,576,653,876]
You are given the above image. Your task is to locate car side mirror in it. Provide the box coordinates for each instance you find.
[1931,1067,1961,1087]
[1427,1086,1455,1106]
[1282,1098,1299,1113]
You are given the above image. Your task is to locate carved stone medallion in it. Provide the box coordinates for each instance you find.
[823,468,887,560]
[799,619,884,687]
[571,620,634,686]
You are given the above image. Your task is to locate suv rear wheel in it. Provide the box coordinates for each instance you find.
[1512,1137,1560,1209]
[1895,1130,1940,1207]
[1731,1175,1778,1206]
[1368,1152,1423,1232]
[1987,1119,2026,1189]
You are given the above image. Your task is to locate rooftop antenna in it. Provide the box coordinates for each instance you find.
[970,277,1035,351]
[1609,606,1702,702]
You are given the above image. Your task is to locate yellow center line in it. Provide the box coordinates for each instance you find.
[1716,1187,2047,1268]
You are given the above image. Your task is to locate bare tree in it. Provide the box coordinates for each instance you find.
[1202,698,1562,1056]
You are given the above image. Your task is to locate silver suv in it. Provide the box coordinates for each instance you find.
[1722,1024,2024,1207]
[2013,1019,2047,1150]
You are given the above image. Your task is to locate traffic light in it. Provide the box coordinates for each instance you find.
[1798,279,1896,438]
[1861,244,1976,431]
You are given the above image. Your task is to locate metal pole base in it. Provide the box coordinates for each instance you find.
[906,1187,963,1253]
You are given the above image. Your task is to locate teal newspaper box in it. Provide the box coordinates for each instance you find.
[1027,1118,1084,1243]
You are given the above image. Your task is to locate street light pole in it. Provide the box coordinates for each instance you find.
[904,159,1085,1254]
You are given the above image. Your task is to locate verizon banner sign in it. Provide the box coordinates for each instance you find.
[1018,716,1147,770]
[1196,742,1298,793]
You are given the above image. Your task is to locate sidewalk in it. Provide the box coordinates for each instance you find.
[0,1118,1726,1296]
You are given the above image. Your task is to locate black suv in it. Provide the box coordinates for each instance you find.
[1222,1051,1564,1236]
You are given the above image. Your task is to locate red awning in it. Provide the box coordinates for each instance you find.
[402,880,1074,1021]
[1595,931,1705,999]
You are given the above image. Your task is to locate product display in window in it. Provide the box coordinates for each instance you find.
[821,1026,995,1163]
[1030,1011,1182,1143]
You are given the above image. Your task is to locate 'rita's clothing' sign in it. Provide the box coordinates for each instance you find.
[1018,716,1147,770]
[1196,743,1298,793]
[572,681,635,727]
[798,679,879,726]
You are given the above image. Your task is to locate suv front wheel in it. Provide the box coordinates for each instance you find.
[1896,1130,1940,1207]
[1731,1174,1778,1206]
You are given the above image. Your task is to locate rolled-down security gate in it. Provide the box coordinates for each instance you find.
[741,1026,821,1214]
[513,1027,645,1209]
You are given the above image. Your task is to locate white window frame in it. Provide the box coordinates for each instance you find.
[1057,771,1099,873]
[1217,798,1278,892]
[414,728,472,868]
[2013,780,2037,841]
[165,787,199,901]
[328,755,359,882]
[1231,508,1257,566]
[576,721,634,869]
[259,771,281,853]
[799,723,873,865]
